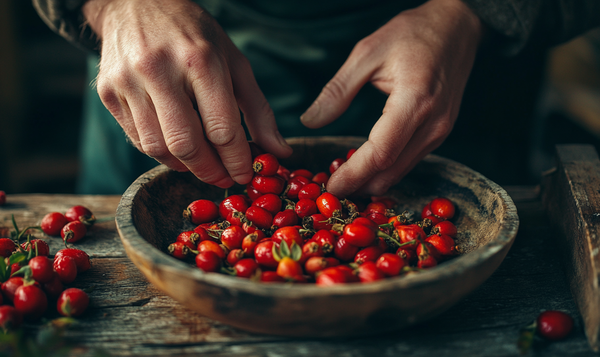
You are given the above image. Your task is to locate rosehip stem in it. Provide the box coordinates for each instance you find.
[376,230,402,248]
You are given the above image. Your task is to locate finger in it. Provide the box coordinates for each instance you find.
[300,41,379,129]
[96,78,142,150]
[326,90,426,197]
[143,79,236,188]
[189,52,254,185]
[230,56,292,158]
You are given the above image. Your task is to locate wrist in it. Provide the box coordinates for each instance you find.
[82,0,118,39]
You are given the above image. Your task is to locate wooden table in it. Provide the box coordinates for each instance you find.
[0,189,596,356]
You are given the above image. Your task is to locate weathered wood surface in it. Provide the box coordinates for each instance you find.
[542,144,600,352]
[0,192,595,356]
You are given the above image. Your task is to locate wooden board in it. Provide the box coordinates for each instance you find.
[542,144,600,351]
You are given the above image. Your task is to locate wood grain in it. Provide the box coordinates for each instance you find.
[542,144,600,351]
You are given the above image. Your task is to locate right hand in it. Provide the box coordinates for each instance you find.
[83,0,292,188]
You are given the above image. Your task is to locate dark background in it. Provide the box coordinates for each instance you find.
[1,0,599,194]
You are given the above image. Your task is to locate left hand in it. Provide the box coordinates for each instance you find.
[300,0,484,197]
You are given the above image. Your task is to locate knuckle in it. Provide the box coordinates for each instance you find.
[132,50,169,78]
[140,139,169,159]
[370,144,397,173]
[321,78,348,103]
[204,120,238,147]
[165,133,201,161]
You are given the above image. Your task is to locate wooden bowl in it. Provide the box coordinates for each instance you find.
[115,136,519,337]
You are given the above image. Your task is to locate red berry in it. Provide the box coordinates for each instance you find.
[65,205,95,225]
[333,236,360,262]
[285,176,311,200]
[168,241,191,260]
[276,257,303,280]
[254,240,278,269]
[41,212,69,236]
[316,266,357,286]
[277,165,291,181]
[343,223,377,247]
[311,229,337,255]
[241,232,260,256]
[301,241,324,262]
[252,175,285,195]
[53,255,78,284]
[421,203,433,219]
[271,226,303,248]
[354,245,384,265]
[55,248,91,272]
[252,153,279,176]
[0,191,5,206]
[219,194,250,219]
[251,194,282,216]
[425,234,456,256]
[316,192,342,218]
[396,224,426,249]
[57,288,89,317]
[346,148,357,160]
[329,158,345,174]
[61,221,87,243]
[0,305,22,332]
[290,169,314,180]
[305,213,333,231]
[429,197,455,220]
[272,209,299,228]
[432,220,457,238]
[0,238,16,258]
[197,240,227,260]
[234,258,259,278]
[376,253,406,277]
[175,230,200,250]
[226,249,245,266]
[295,198,318,219]
[246,182,263,201]
[537,310,574,340]
[298,183,322,201]
[304,257,339,276]
[396,248,417,265]
[356,261,385,283]
[220,226,246,250]
[21,239,50,256]
[29,256,54,283]
[245,206,273,230]
[1,277,24,302]
[195,250,222,272]
[311,172,329,186]
[184,199,219,225]
[14,284,48,320]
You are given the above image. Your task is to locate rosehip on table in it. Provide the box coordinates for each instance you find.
[53,255,78,284]
[0,238,16,258]
[55,248,91,272]
[42,273,64,298]
[298,183,322,201]
[1,277,24,302]
[57,288,89,317]
[61,220,87,243]
[40,212,69,236]
[65,205,96,226]
[536,310,574,341]
[29,256,54,283]
[14,284,48,320]
[21,239,50,256]
[295,198,318,219]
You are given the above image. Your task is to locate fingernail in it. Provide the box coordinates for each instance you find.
[300,101,321,126]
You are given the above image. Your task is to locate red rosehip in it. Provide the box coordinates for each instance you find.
[197,240,228,260]
[276,257,303,280]
[1,277,24,302]
[251,193,282,216]
[55,248,91,272]
[298,183,322,201]
[295,198,318,219]
[57,288,89,317]
[537,310,574,340]
[432,220,458,238]
[220,226,246,250]
[21,239,50,256]
[333,236,360,262]
[356,261,385,283]
[53,255,78,284]
[175,230,200,250]
[260,271,286,283]
[290,168,314,180]
[245,206,273,230]
[271,226,303,248]
[316,266,357,286]
[396,224,427,249]
[311,229,337,255]
[285,176,311,200]
[354,245,385,265]
[272,209,299,228]
[234,258,259,278]
[0,191,5,206]
[61,221,87,243]
[253,153,280,176]
[305,213,333,231]
[304,256,340,276]
[277,165,291,181]
[0,238,16,258]
[343,223,377,247]
[195,250,222,272]
[316,192,342,218]
[421,202,433,219]
[241,232,260,256]
[346,148,357,160]
[168,241,191,260]
[0,305,22,332]
[425,234,456,256]
[40,212,69,236]
[252,175,285,195]
[29,256,54,283]
[226,249,245,266]
[65,205,95,225]
[429,197,455,220]
[184,199,219,225]
[254,240,278,269]
[14,284,48,320]
[329,158,345,174]
[219,194,250,219]
[376,253,406,277]
[42,272,64,298]
[311,172,329,186]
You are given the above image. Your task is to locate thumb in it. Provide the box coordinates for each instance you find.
[300,50,375,129]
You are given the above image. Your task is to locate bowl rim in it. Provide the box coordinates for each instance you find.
[116,140,519,298]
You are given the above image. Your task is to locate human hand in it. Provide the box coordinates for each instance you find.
[300,0,484,197]
[83,0,292,188]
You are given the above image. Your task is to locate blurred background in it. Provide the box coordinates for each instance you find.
[0,0,599,194]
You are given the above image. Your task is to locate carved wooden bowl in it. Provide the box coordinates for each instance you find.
[115,136,519,337]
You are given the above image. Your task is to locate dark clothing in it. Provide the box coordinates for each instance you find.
[32,0,600,194]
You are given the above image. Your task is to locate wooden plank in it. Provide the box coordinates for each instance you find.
[541,144,600,351]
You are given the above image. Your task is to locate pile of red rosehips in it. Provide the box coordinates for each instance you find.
[169,150,460,285]
[0,206,94,332]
